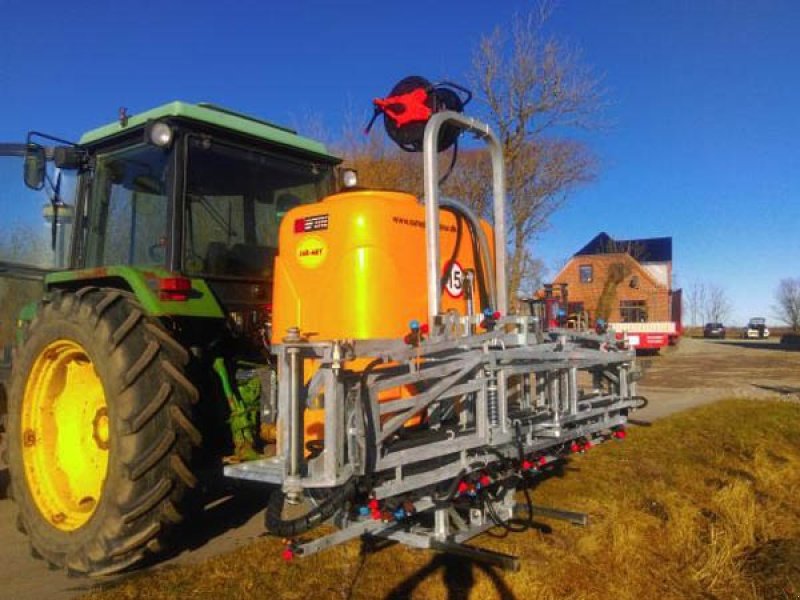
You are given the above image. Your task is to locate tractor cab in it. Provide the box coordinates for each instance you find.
[1,102,341,353]
[72,104,339,281]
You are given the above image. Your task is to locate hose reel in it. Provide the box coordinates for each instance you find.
[365,76,472,153]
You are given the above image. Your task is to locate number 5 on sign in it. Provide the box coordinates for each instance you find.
[444,261,464,298]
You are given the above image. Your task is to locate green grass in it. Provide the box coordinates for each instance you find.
[83,399,800,600]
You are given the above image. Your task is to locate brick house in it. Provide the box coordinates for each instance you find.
[551,232,679,325]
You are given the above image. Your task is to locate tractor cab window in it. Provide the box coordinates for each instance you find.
[183,136,333,279]
[84,144,170,268]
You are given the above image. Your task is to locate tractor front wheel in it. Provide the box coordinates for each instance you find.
[7,288,201,575]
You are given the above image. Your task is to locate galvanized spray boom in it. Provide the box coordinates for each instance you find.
[225,110,639,568]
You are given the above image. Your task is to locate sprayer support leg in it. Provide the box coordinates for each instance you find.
[430,539,520,571]
[518,504,589,526]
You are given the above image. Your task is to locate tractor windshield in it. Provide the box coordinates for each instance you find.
[183,136,334,279]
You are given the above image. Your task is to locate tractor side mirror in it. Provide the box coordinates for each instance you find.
[24,145,46,190]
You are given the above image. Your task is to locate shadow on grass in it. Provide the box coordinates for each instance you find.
[134,471,272,571]
[707,340,796,352]
[635,348,662,357]
[179,476,270,548]
[383,553,518,600]
[0,466,8,499]
[379,466,569,600]
[751,383,800,396]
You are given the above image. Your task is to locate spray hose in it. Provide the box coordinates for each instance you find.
[265,479,357,539]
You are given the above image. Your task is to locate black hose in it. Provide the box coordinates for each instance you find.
[438,140,459,187]
[264,479,356,538]
[433,469,469,506]
[359,358,384,481]
[439,207,464,297]
[439,199,492,310]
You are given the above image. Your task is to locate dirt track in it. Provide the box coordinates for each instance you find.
[0,336,798,599]
[635,337,800,421]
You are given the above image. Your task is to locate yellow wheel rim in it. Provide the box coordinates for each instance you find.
[21,339,109,531]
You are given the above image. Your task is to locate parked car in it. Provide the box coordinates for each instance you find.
[703,322,726,338]
[742,317,769,339]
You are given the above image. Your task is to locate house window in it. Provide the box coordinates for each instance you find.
[620,300,647,322]
[579,264,593,283]
[567,302,585,315]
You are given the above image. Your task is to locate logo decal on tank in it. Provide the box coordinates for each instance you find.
[392,216,456,233]
[443,261,464,298]
[296,236,328,269]
[294,214,329,233]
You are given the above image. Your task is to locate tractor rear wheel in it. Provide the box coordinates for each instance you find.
[7,288,201,575]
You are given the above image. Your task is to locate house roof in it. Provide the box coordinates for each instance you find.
[575,232,672,263]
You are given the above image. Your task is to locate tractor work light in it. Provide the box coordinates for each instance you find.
[145,120,174,148]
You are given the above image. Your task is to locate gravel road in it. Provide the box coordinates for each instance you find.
[1,336,798,599]
[635,336,800,420]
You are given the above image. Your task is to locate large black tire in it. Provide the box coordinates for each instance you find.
[7,287,201,575]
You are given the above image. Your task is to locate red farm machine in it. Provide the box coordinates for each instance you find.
[0,78,639,574]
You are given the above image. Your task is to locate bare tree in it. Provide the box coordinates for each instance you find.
[704,284,731,324]
[686,281,707,326]
[337,3,603,307]
[773,277,800,331]
[469,5,604,299]
[516,251,546,298]
[339,129,425,195]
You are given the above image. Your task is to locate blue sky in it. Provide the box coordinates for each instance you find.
[1,0,798,325]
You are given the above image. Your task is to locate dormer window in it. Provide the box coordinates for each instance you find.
[579,264,593,283]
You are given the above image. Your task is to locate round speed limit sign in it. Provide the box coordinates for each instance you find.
[444,261,464,298]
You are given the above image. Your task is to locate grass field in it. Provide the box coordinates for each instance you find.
[84,399,800,600]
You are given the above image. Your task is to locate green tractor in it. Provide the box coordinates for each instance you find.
[0,103,340,574]
[1,91,638,577]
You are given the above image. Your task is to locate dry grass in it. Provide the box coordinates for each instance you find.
[83,399,800,600]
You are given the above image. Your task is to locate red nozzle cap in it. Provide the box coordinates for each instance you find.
[492,311,501,320]
[282,547,295,561]
[570,442,581,453]
[420,323,429,334]
[538,456,548,466]
[522,460,533,471]
[368,498,379,510]
[479,474,491,487]
[457,481,470,495]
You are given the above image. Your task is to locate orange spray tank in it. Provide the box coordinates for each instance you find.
[271,189,495,445]
[272,189,494,342]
